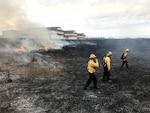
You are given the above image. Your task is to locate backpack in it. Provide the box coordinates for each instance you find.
[120,53,124,59]
[102,57,107,67]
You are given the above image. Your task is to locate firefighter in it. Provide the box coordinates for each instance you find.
[84,54,99,90]
[102,51,112,83]
[120,49,129,69]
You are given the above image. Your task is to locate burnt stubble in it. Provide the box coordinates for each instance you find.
[0,38,150,113]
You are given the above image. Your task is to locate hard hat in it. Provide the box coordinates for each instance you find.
[89,54,96,58]
[107,51,112,56]
[125,49,129,51]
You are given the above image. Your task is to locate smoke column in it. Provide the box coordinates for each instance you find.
[0,0,69,51]
[0,0,41,34]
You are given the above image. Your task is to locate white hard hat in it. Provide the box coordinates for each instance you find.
[125,49,129,51]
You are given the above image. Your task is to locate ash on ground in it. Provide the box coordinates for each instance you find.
[0,39,150,113]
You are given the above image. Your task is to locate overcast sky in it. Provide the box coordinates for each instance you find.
[1,0,150,38]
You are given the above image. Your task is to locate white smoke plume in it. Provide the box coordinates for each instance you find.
[0,0,41,34]
[0,0,69,52]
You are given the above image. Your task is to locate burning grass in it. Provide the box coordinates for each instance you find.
[0,39,150,113]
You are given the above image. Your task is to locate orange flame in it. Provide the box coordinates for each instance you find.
[39,46,50,51]
[14,46,26,52]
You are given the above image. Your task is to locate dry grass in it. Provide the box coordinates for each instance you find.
[0,52,63,79]
[25,63,61,78]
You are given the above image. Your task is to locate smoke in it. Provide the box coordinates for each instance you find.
[0,0,41,34]
[0,0,69,52]
[100,39,150,63]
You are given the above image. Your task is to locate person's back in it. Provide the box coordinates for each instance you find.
[104,56,111,71]
[102,51,112,83]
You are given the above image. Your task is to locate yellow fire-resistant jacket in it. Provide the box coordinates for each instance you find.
[123,52,128,61]
[87,59,99,73]
[104,56,111,71]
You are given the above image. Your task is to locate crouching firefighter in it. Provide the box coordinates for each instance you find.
[84,54,99,90]
[102,51,112,83]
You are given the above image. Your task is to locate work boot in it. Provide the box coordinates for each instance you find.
[108,80,112,83]
[83,87,87,90]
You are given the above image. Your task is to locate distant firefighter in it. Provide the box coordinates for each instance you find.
[102,51,112,83]
[84,54,99,90]
[120,49,129,69]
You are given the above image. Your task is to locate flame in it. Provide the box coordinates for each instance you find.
[39,45,50,51]
[14,46,26,52]
[14,45,50,52]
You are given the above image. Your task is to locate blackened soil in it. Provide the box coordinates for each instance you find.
[0,39,150,113]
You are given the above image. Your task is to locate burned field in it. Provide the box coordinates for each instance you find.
[0,38,150,113]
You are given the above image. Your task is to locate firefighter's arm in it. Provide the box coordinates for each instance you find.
[95,59,99,67]
[91,59,99,68]
[123,53,127,58]
[106,58,111,71]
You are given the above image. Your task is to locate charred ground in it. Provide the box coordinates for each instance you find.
[0,38,150,113]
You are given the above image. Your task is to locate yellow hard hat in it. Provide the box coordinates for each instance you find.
[89,54,96,58]
[107,51,112,56]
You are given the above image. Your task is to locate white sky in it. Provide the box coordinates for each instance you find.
[1,0,150,38]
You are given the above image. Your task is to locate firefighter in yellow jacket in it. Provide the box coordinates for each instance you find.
[102,51,112,83]
[120,49,129,69]
[84,54,99,90]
